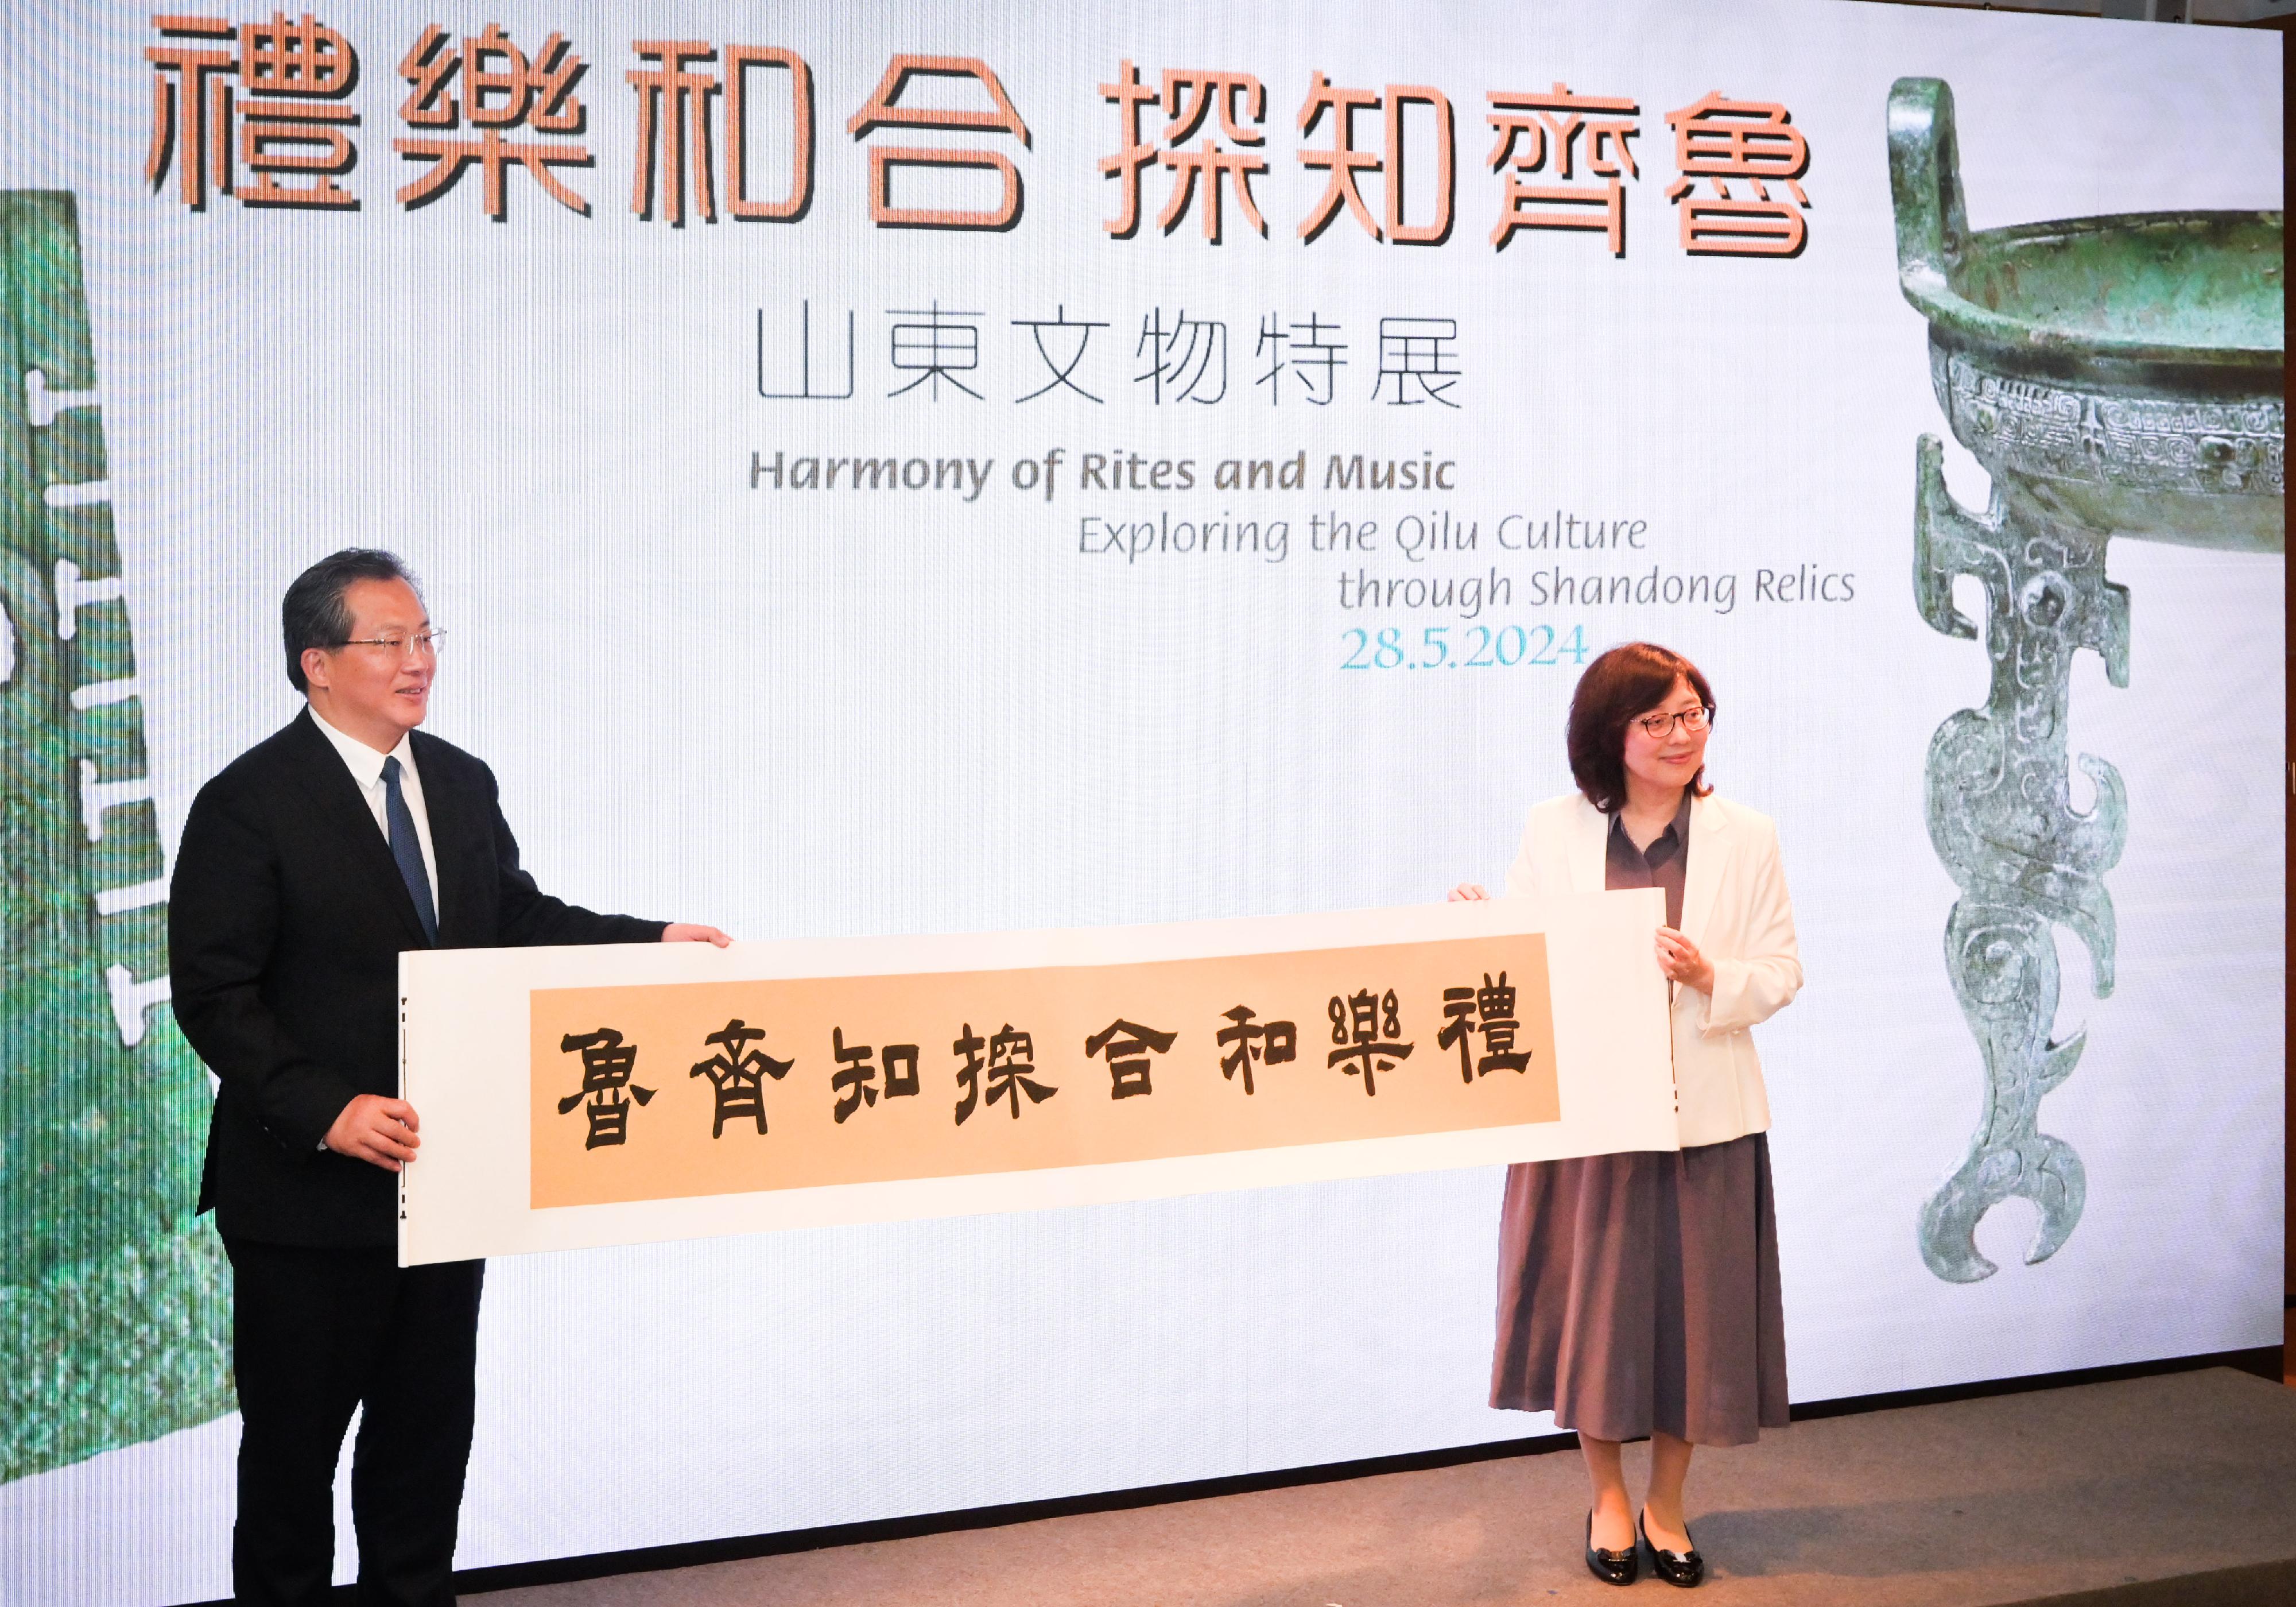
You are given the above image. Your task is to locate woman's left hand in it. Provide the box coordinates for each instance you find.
[1654,927,1713,993]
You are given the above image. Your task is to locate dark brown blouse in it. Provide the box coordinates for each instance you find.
[1603,788,1693,926]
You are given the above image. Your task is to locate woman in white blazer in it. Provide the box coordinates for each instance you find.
[1451,642,1801,1590]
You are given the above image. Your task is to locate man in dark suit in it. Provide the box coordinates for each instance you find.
[170,549,728,1606]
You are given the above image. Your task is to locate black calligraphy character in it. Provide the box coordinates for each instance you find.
[955,1021,1057,1125]
[1084,1019,1178,1099]
[1441,971,1532,1081]
[557,1028,653,1149]
[1326,988,1413,1096]
[1214,1005,1297,1095]
[831,1025,876,1124]
[830,1031,918,1121]
[689,1017,791,1137]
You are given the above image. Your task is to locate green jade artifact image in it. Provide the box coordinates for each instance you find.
[1887,80,2285,1283]
[0,191,232,1482]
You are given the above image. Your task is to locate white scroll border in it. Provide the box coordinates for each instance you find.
[400,889,1675,1266]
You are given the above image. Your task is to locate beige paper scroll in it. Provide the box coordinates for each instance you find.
[400,890,1676,1265]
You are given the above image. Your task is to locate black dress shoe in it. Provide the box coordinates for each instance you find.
[1584,1511,1638,1586]
[1639,1509,1705,1588]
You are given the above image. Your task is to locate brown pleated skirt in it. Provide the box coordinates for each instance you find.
[1490,1133,1789,1447]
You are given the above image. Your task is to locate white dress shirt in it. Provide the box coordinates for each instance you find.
[310,708,440,910]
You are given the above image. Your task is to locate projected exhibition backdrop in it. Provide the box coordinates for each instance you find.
[0,1,2281,1598]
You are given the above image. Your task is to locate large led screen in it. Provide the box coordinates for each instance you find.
[0,2,2281,1598]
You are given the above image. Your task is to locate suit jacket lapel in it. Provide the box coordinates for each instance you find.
[408,732,466,944]
[1679,792,1728,943]
[1568,795,1609,893]
[282,708,432,948]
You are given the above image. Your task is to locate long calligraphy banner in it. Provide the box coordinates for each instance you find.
[399,889,1676,1265]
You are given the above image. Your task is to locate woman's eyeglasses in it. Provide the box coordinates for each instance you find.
[1635,705,1712,740]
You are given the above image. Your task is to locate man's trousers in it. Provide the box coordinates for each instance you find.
[224,1237,485,1607]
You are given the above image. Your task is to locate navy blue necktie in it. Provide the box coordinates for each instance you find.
[381,755,439,944]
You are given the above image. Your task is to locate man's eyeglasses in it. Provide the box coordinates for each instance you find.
[1635,704,1713,740]
[336,630,448,660]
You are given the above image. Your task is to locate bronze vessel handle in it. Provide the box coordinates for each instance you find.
[1886,77,1969,305]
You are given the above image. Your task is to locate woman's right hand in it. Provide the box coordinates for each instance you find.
[1447,882,1491,901]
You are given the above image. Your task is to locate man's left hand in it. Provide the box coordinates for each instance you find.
[663,923,732,947]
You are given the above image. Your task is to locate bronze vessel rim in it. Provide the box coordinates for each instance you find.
[1899,208,2286,377]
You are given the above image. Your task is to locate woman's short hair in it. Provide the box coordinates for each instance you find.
[281,549,420,692]
[1565,642,1716,812]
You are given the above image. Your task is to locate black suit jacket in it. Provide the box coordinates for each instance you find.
[170,709,665,1247]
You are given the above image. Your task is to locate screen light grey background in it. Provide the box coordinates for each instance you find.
[0,1,2281,1599]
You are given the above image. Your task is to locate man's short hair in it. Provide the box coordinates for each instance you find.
[281,549,422,692]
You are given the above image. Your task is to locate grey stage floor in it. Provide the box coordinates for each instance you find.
[477,1366,2296,1607]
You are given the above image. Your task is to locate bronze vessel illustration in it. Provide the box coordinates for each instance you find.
[1887,79,2283,1281]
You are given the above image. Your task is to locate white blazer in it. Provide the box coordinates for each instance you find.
[1504,791,1802,1149]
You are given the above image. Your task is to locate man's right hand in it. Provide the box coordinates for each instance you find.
[1447,882,1491,901]
[323,1094,421,1172]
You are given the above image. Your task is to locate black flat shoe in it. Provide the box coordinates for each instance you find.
[1585,1511,1638,1586]
[1639,1508,1705,1588]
